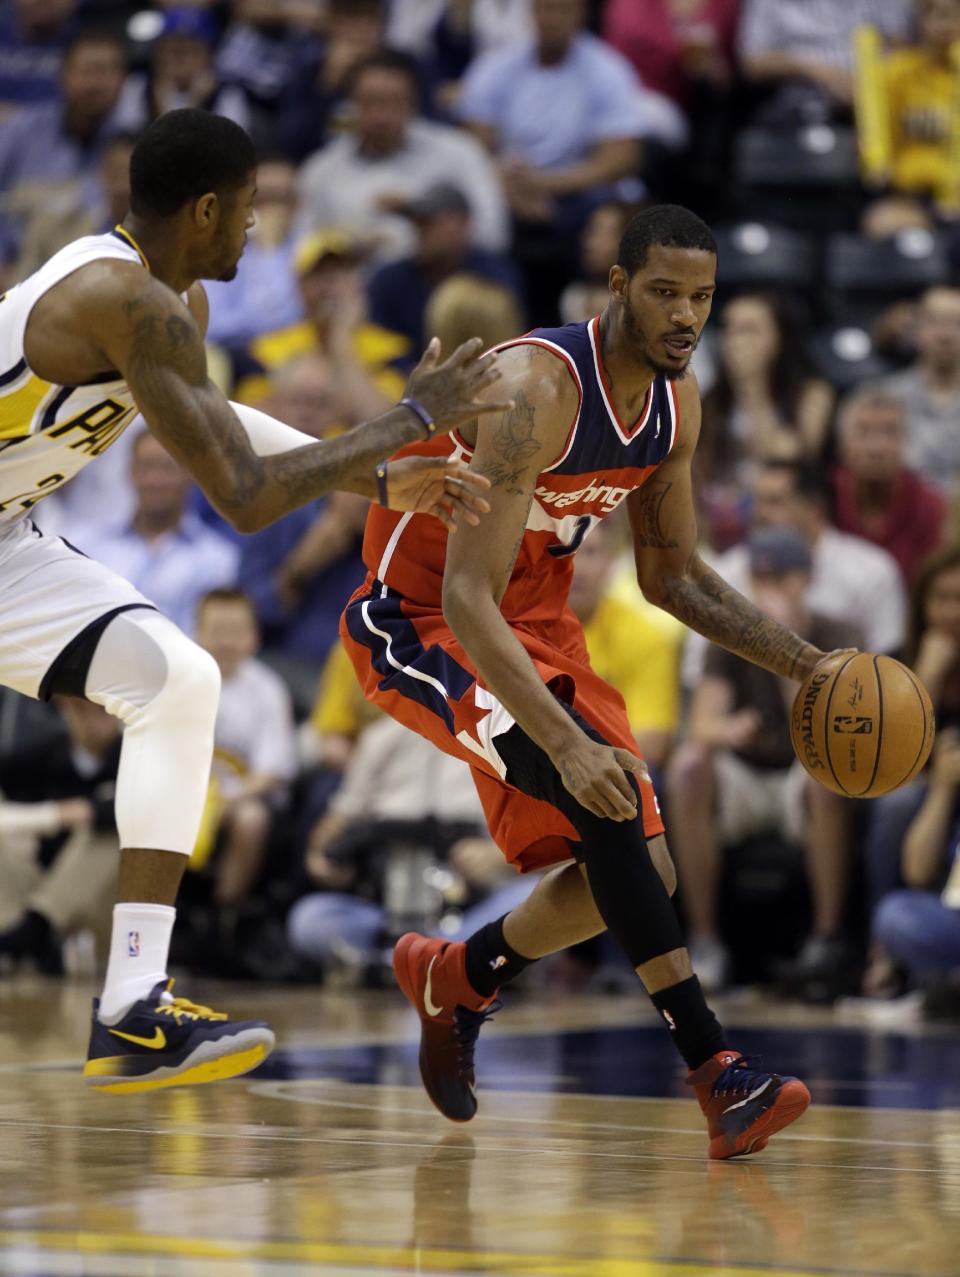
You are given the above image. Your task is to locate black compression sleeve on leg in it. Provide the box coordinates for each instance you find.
[495,718,686,970]
[494,715,727,1068]
[464,915,535,997]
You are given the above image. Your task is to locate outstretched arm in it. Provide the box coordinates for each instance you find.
[629,379,826,682]
[94,270,507,533]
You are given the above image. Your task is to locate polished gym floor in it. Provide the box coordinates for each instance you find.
[0,977,958,1276]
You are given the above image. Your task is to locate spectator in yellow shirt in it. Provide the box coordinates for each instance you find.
[857,0,960,209]
[228,228,410,410]
[567,518,682,771]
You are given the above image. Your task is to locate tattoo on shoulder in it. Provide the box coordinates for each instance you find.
[631,481,679,550]
[482,390,541,494]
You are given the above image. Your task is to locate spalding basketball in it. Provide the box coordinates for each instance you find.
[791,652,935,798]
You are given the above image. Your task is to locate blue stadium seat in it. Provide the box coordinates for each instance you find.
[732,126,861,232]
[809,326,894,392]
[824,230,950,325]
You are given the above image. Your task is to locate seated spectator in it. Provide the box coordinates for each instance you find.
[114,8,252,135]
[273,0,384,163]
[424,272,524,354]
[191,590,297,916]
[367,183,522,366]
[386,0,534,103]
[296,49,508,264]
[229,357,367,682]
[0,28,127,274]
[71,430,239,636]
[831,385,947,583]
[684,461,906,687]
[458,0,650,320]
[568,519,681,770]
[287,716,536,982]
[698,294,834,551]
[863,547,960,944]
[0,697,121,974]
[872,726,960,1012]
[856,0,960,212]
[0,0,77,115]
[216,0,324,116]
[882,285,960,494]
[601,0,738,112]
[232,229,407,410]
[559,198,640,324]
[739,0,911,126]
[668,526,861,994]
[204,155,305,347]
[13,129,135,280]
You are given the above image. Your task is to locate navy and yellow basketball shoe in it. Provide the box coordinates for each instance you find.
[688,1051,811,1159]
[84,979,275,1094]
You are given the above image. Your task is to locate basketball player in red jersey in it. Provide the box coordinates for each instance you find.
[342,206,838,1159]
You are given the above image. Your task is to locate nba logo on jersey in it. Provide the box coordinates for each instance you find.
[127,930,140,958]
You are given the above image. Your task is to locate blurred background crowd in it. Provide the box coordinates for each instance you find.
[1,0,960,1021]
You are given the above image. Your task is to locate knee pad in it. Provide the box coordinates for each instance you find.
[85,610,222,855]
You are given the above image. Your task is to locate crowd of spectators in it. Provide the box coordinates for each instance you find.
[2,0,960,1017]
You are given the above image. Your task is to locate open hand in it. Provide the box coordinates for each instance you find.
[380,455,491,531]
[405,337,514,432]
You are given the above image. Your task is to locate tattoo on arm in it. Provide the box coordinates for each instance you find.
[631,481,679,550]
[482,390,540,493]
[661,557,815,680]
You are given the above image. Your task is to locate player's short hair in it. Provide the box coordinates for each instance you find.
[129,109,256,220]
[617,205,717,276]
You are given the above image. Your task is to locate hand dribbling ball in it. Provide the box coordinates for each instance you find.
[791,652,935,797]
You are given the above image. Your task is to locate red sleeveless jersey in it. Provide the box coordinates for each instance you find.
[362,315,680,617]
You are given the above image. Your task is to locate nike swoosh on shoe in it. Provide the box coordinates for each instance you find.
[423,956,444,1017]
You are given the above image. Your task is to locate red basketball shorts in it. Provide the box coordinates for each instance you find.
[340,575,665,874]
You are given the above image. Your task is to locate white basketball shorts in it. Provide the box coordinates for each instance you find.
[0,518,154,700]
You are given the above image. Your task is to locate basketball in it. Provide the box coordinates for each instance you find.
[791,652,935,798]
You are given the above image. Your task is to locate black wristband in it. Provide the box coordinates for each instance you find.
[375,460,389,507]
[400,396,436,437]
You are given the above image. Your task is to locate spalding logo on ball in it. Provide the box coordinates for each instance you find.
[791,653,935,798]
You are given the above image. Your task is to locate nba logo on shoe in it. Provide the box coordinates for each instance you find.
[127,930,140,958]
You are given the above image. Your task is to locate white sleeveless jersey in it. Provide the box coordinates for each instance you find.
[0,226,147,525]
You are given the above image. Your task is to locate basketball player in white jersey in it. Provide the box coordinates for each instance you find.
[2,108,507,1092]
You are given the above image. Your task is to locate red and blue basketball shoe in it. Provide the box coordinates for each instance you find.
[688,1050,811,1159]
[84,978,275,1093]
[393,933,500,1122]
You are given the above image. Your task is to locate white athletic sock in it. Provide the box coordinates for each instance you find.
[98,902,176,1024]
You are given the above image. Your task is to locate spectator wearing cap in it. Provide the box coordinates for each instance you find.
[229,228,407,412]
[0,28,127,271]
[204,156,305,348]
[367,182,522,367]
[113,7,252,134]
[0,0,78,115]
[667,525,862,995]
[296,49,509,264]
[831,386,947,584]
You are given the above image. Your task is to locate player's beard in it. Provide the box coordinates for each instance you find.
[623,293,695,381]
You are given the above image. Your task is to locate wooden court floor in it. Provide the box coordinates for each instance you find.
[1,977,959,1277]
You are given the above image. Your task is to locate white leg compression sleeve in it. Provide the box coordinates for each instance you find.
[84,609,221,854]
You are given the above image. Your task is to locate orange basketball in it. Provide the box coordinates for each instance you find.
[790,652,935,798]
